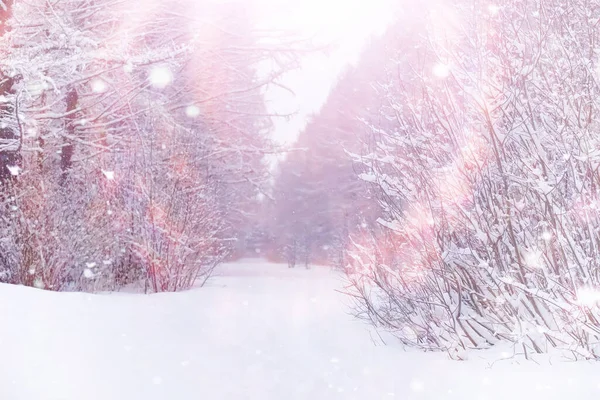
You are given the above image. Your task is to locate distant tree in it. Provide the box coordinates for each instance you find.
[269,44,385,267]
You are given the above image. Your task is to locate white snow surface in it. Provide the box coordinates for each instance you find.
[1,260,599,399]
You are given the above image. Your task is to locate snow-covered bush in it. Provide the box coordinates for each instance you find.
[0,0,297,292]
[347,0,600,359]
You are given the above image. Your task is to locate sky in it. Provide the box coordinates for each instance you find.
[255,0,397,145]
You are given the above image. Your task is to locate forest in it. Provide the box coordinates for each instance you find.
[3,0,600,367]
[270,1,600,359]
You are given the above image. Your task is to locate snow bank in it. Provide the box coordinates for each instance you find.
[1,260,599,399]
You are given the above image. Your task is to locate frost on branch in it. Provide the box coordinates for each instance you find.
[0,0,298,292]
[344,1,600,359]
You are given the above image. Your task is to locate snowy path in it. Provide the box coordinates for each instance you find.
[1,260,599,399]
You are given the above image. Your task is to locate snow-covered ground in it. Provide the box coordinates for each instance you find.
[1,260,599,400]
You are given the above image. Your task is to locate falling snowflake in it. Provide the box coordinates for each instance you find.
[7,165,21,176]
[524,249,543,268]
[432,63,450,78]
[185,105,200,118]
[91,79,107,93]
[149,66,173,89]
[576,287,600,306]
[83,268,95,279]
[488,4,500,14]
[102,170,115,180]
[541,231,553,241]
[33,277,44,289]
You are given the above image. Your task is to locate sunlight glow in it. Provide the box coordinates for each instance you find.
[256,0,394,39]
[257,0,397,147]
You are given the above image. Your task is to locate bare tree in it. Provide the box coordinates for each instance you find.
[0,0,301,291]
[344,0,600,359]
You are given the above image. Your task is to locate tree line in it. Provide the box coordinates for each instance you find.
[0,0,299,292]
[271,0,600,360]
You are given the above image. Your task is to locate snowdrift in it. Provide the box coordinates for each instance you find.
[1,261,598,400]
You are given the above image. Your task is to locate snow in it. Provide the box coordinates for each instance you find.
[101,170,114,180]
[7,165,21,176]
[576,287,600,306]
[432,62,450,78]
[541,230,553,241]
[1,260,599,399]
